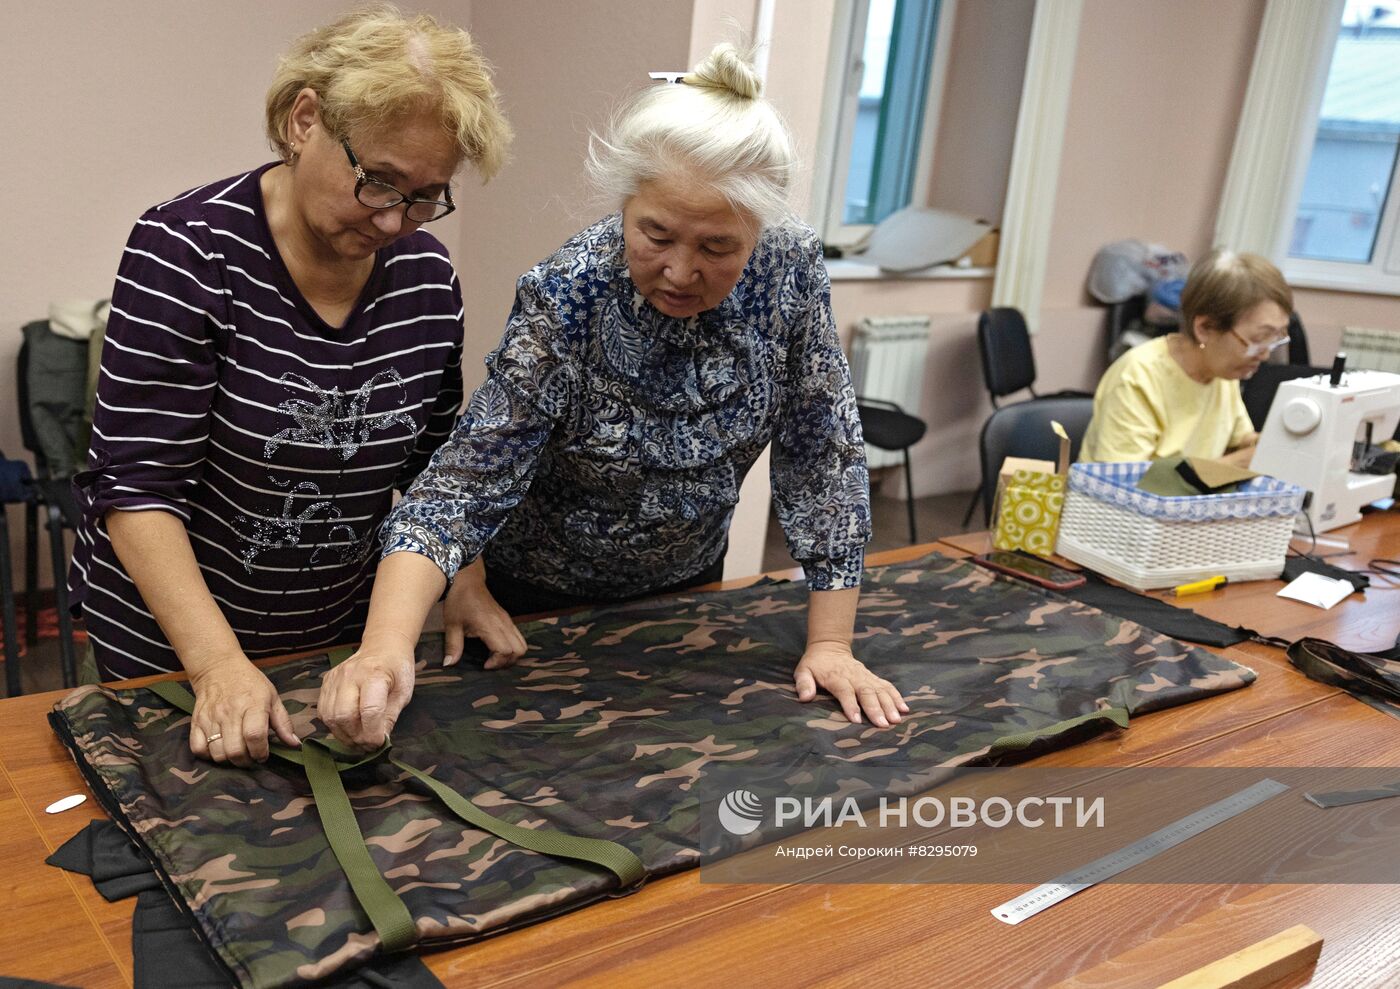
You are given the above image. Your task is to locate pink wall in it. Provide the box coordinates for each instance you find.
[926,0,1033,225]
[453,3,695,391]
[1043,0,1265,311]
[761,0,836,221]
[1292,288,1400,363]
[1,2,481,591]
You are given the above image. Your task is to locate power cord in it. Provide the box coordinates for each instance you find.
[1283,506,1400,589]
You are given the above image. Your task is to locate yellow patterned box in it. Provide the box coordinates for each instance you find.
[992,468,1066,556]
[991,422,1071,558]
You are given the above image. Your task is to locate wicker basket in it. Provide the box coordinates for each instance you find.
[1056,462,1306,590]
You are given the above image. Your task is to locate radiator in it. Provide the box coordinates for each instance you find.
[1340,326,1400,373]
[848,315,932,469]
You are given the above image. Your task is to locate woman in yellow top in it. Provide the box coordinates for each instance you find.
[1080,250,1293,467]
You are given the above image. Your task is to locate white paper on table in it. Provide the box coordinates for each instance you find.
[1276,571,1355,609]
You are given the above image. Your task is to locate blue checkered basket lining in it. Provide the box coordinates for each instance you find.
[1068,462,1306,521]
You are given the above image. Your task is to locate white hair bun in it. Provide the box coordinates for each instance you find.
[687,42,762,100]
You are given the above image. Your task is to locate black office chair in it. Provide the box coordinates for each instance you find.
[1286,311,1309,366]
[977,396,1095,526]
[1102,293,1180,360]
[856,397,927,544]
[963,309,1090,527]
[16,322,87,689]
[0,453,33,696]
[1240,311,1316,431]
[977,308,1041,408]
[1104,294,1148,355]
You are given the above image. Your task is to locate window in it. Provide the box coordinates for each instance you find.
[813,0,953,247]
[1286,0,1400,293]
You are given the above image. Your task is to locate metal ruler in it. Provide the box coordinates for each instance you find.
[991,779,1289,925]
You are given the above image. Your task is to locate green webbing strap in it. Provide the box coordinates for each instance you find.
[386,756,645,887]
[985,706,1129,758]
[146,680,416,952]
[144,660,646,949]
[301,740,418,951]
[320,645,644,887]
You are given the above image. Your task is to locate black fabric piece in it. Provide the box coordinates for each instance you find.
[132,889,446,989]
[50,822,446,988]
[46,820,162,901]
[0,977,81,989]
[1283,554,1370,592]
[133,890,233,989]
[1061,570,1254,647]
[1174,458,1244,495]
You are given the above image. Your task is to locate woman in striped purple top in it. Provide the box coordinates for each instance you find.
[69,9,512,768]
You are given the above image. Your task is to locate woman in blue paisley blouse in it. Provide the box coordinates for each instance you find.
[319,43,909,746]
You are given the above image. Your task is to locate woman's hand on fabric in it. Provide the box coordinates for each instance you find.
[793,642,909,728]
[317,634,417,750]
[188,655,300,767]
[443,560,528,670]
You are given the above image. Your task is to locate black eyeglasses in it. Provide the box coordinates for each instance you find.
[341,139,455,223]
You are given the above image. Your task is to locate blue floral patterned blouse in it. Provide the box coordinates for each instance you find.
[382,215,870,598]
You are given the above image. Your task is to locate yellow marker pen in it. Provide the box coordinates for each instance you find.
[1173,576,1228,597]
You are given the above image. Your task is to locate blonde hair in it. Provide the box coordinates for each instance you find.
[265,5,512,180]
[1180,250,1294,339]
[585,42,796,230]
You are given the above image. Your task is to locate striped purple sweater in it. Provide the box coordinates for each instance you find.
[71,163,464,678]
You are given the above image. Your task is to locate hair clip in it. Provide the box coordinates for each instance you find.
[648,71,687,84]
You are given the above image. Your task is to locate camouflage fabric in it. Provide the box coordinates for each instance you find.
[1289,636,1400,718]
[50,552,1254,988]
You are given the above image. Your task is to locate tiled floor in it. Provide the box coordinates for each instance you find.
[4,486,982,698]
[2,632,76,696]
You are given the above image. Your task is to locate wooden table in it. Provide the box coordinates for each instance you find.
[941,509,1400,653]
[1,522,1398,988]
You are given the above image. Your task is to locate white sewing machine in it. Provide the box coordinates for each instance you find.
[1250,366,1400,533]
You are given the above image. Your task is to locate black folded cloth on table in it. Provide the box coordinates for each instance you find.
[1062,570,1254,648]
[46,820,446,989]
[1282,555,1370,593]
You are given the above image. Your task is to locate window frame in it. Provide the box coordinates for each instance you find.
[809,0,958,248]
[1283,18,1400,296]
[1286,187,1400,296]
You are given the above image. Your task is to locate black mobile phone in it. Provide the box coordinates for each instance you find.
[972,551,1086,590]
